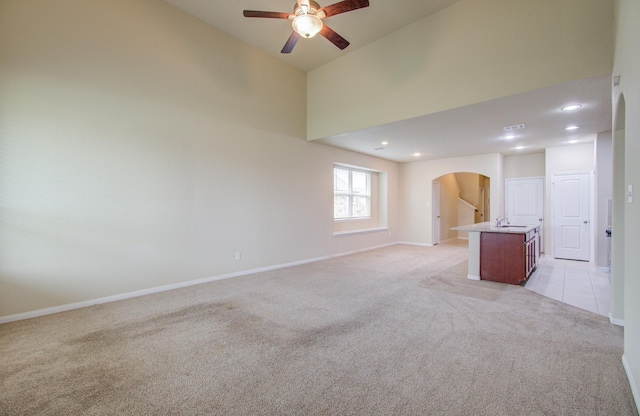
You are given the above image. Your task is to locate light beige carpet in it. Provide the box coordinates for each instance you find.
[1,242,637,415]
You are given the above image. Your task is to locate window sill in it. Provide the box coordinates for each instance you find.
[333,227,388,237]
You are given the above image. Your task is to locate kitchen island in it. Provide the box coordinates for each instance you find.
[452,222,540,285]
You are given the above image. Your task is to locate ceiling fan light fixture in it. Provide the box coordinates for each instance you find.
[292,14,323,38]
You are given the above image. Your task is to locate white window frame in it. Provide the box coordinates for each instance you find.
[334,165,371,220]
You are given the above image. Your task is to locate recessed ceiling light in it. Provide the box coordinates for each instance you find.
[381,141,389,146]
[568,140,579,144]
[503,134,516,140]
[413,152,421,157]
[514,146,525,150]
[565,125,580,131]
[561,104,582,111]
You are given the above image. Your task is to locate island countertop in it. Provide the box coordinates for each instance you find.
[452,221,539,234]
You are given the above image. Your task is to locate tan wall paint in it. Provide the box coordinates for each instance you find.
[613,0,640,406]
[0,0,399,317]
[454,173,480,207]
[307,0,613,140]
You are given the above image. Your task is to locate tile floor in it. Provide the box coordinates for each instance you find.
[524,254,610,317]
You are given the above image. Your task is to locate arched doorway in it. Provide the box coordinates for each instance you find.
[433,172,490,243]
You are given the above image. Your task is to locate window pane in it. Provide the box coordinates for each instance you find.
[334,195,349,218]
[334,168,349,192]
[352,171,369,195]
[334,166,372,220]
[352,196,370,217]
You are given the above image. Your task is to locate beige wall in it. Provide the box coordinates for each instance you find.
[399,153,503,245]
[613,0,640,406]
[307,0,613,140]
[504,153,546,178]
[0,0,399,318]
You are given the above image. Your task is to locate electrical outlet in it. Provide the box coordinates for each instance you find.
[235,252,241,261]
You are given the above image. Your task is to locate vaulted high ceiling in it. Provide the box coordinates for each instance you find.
[164,0,613,162]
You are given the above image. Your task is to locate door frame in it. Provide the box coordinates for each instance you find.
[551,171,593,261]
[432,181,441,245]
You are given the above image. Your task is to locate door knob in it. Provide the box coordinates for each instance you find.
[583,220,588,224]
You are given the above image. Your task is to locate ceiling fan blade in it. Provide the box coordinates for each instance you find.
[320,25,350,50]
[281,32,301,54]
[243,10,291,19]
[320,0,369,18]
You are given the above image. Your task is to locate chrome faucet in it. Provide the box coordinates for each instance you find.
[495,216,509,227]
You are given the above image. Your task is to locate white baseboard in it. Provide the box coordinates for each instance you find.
[439,237,459,243]
[0,242,398,325]
[609,313,625,327]
[467,274,481,281]
[622,354,640,414]
[397,241,434,247]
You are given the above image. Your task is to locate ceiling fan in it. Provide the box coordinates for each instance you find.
[243,0,370,54]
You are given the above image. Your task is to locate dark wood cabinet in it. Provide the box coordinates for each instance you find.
[480,228,539,285]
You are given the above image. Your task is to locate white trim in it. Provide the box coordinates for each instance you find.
[596,266,611,273]
[622,355,640,413]
[439,237,458,243]
[333,161,382,173]
[609,312,625,326]
[458,197,478,211]
[333,227,388,237]
[457,237,469,241]
[398,241,435,247]
[0,243,397,325]
[467,274,481,280]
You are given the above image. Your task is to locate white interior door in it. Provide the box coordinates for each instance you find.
[432,182,440,245]
[553,173,590,261]
[506,177,544,250]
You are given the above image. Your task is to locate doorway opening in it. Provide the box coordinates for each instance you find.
[433,172,490,242]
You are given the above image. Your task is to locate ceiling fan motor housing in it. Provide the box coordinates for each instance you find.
[293,1,322,15]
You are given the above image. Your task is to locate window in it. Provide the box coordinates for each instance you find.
[334,166,371,219]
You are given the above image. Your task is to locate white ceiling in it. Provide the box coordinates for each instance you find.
[317,74,613,162]
[164,0,461,72]
[164,0,613,163]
